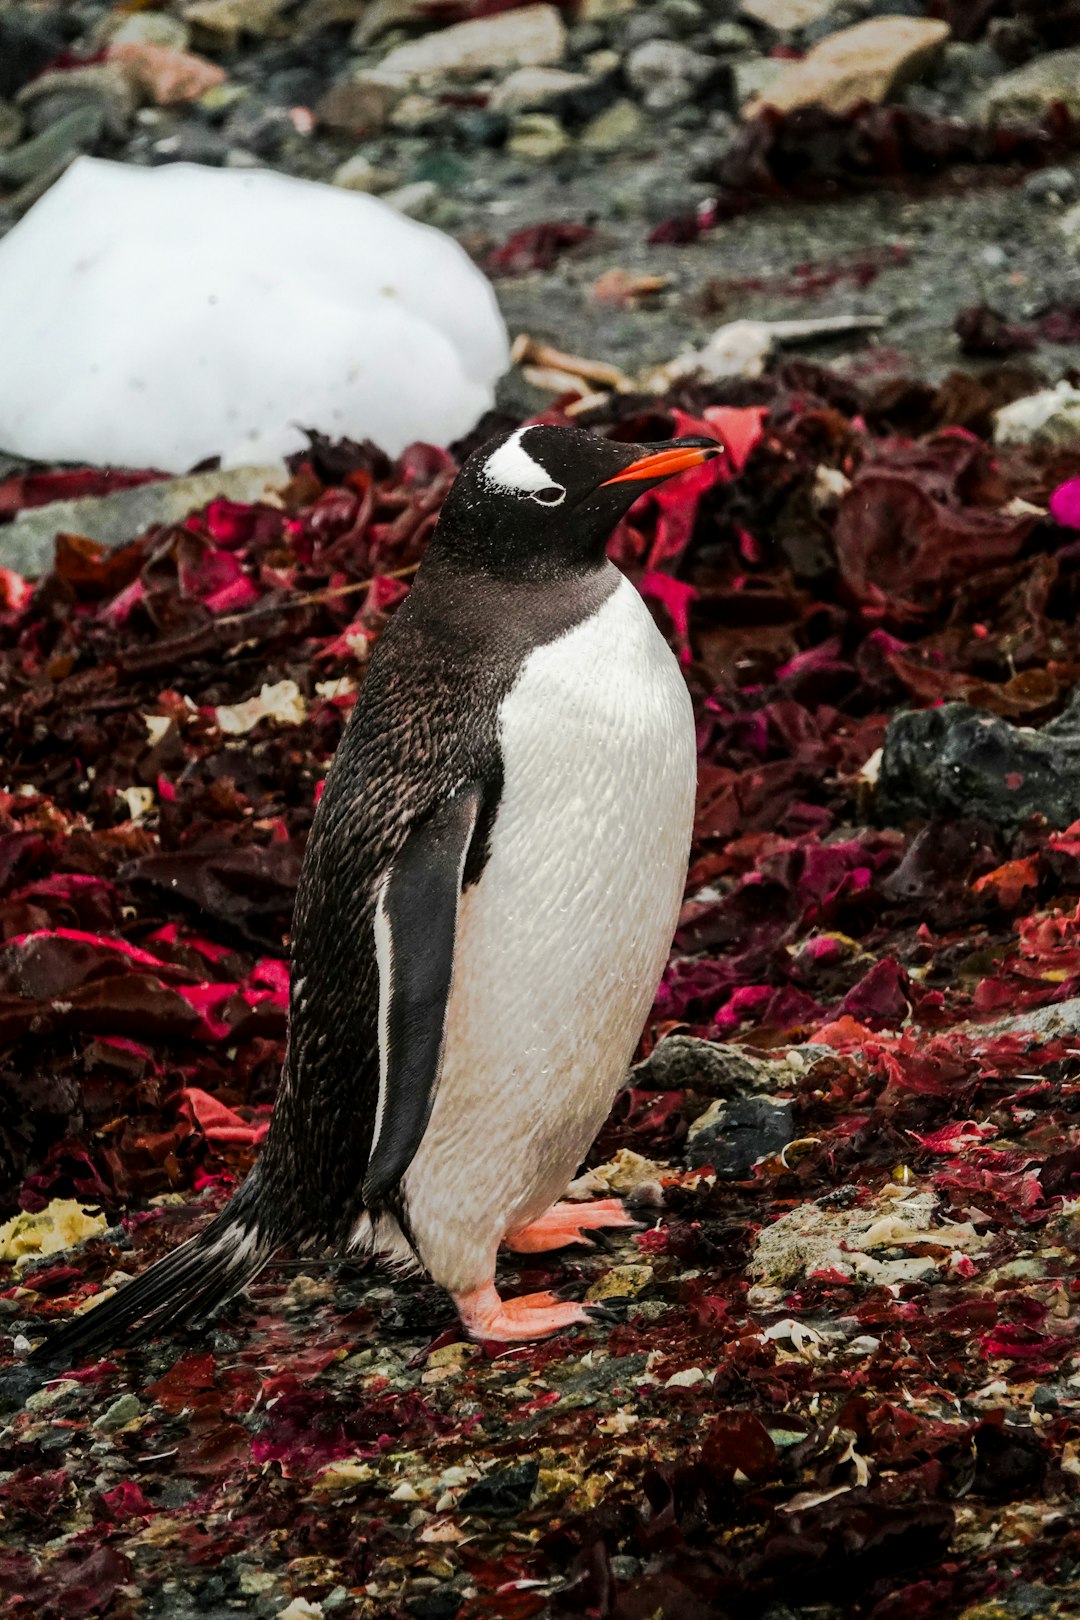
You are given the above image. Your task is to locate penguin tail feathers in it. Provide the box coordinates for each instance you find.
[27,1178,276,1372]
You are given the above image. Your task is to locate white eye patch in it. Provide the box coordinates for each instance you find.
[481,427,564,505]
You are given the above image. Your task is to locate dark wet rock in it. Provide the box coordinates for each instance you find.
[459,1460,539,1515]
[0,8,70,101]
[685,1094,795,1175]
[876,689,1080,833]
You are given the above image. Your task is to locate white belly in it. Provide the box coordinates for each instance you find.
[400,570,696,1293]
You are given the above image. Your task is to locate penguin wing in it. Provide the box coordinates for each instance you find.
[361,782,484,1206]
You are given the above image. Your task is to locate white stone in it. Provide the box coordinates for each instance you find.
[0,157,509,470]
[740,0,842,28]
[993,381,1080,450]
[489,65,590,113]
[377,3,565,83]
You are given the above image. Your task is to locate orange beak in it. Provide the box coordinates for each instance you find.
[600,442,722,486]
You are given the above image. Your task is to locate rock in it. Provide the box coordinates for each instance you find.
[17,65,137,138]
[580,97,644,151]
[994,381,1080,449]
[0,107,106,188]
[377,4,566,84]
[0,157,509,469]
[0,102,23,152]
[1024,166,1078,204]
[489,66,592,114]
[110,13,192,51]
[111,43,227,106]
[876,687,1080,833]
[223,101,296,157]
[631,1034,829,1096]
[508,112,569,160]
[685,1095,795,1176]
[743,15,950,118]
[587,1263,654,1301]
[183,0,286,51]
[389,93,445,133]
[621,11,674,46]
[460,1461,539,1515]
[331,152,397,192]
[710,21,756,51]
[740,0,844,28]
[0,466,284,576]
[972,48,1080,126]
[626,39,714,107]
[381,178,441,219]
[93,1393,143,1433]
[731,55,787,106]
[752,1185,989,1287]
[661,0,708,36]
[315,75,401,135]
[579,0,636,17]
[0,9,68,100]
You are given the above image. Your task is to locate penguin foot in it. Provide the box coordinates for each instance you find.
[454,1284,595,1342]
[503,1198,639,1253]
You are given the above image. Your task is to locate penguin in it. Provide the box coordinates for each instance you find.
[30,423,720,1359]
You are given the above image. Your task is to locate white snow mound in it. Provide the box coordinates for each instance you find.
[0,157,509,471]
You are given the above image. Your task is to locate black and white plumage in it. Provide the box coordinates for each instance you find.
[32,423,719,1360]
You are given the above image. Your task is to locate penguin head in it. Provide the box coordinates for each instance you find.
[432,424,723,579]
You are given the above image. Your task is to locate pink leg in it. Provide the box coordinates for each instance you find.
[503,1198,639,1254]
[454,1282,596,1343]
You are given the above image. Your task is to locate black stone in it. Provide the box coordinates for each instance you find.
[876,689,1080,833]
[685,1095,795,1177]
[0,10,70,100]
[407,1590,462,1620]
[459,1459,540,1515]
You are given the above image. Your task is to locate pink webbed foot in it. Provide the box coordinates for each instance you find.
[503,1198,639,1254]
[454,1283,599,1343]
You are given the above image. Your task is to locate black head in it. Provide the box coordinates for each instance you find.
[429,424,723,580]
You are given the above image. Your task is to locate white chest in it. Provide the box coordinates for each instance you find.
[399,571,697,1289]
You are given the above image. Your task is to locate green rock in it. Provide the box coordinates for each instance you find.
[93,1392,142,1433]
[0,106,104,186]
[580,97,642,151]
[508,111,569,160]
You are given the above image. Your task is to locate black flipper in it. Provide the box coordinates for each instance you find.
[27,1174,272,1371]
[362,783,482,1207]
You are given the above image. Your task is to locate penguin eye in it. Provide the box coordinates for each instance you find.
[529,484,565,507]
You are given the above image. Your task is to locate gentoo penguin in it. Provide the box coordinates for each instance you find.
[32,424,719,1357]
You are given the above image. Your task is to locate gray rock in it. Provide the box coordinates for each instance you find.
[620,12,674,47]
[110,13,192,50]
[973,47,1080,126]
[0,468,284,578]
[223,101,295,157]
[661,0,708,36]
[0,106,106,187]
[626,38,712,95]
[18,66,137,140]
[1024,166,1079,205]
[686,1095,796,1176]
[876,687,1080,834]
[710,21,756,52]
[731,54,787,105]
[0,101,23,152]
[489,66,592,114]
[389,92,445,132]
[631,1034,829,1096]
